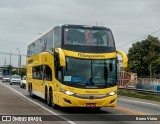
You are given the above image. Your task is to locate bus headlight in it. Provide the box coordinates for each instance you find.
[58,86,75,96]
[65,91,74,95]
[108,91,116,96]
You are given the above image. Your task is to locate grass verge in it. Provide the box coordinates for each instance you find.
[118,89,160,102]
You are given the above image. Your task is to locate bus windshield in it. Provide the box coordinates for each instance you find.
[63,27,115,47]
[63,57,116,88]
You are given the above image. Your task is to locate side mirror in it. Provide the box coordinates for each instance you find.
[116,50,128,68]
[55,48,66,67]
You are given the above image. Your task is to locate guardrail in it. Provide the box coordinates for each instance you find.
[118,88,160,96]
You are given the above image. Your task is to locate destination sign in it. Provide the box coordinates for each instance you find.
[78,53,105,58]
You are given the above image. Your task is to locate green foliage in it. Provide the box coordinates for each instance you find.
[118,89,160,102]
[7,64,13,75]
[127,35,160,77]
[6,64,26,77]
[19,68,26,77]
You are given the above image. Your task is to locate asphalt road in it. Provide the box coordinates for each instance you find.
[0,81,159,124]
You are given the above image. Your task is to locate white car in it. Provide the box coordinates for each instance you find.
[2,75,10,82]
[20,76,26,88]
[10,75,21,85]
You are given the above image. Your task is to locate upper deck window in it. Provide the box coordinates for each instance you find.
[63,27,115,47]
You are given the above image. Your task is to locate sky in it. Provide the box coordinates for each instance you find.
[0,0,160,67]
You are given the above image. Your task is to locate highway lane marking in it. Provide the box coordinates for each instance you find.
[10,89,29,103]
[113,107,143,115]
[115,98,160,121]
[1,83,76,124]
[119,98,160,107]
[114,107,160,121]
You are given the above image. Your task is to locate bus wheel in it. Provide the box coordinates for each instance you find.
[29,85,35,98]
[45,87,48,103]
[47,90,52,107]
[52,99,59,109]
[52,104,58,109]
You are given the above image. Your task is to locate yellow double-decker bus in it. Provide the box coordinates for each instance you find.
[26,24,128,109]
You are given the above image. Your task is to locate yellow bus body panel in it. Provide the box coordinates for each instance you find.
[54,82,117,107]
[26,50,118,107]
[63,50,117,59]
[26,52,54,96]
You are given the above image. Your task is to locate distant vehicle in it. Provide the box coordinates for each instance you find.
[2,75,10,82]
[20,76,26,88]
[3,69,9,76]
[0,75,3,80]
[10,75,21,85]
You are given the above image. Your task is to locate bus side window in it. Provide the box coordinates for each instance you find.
[42,65,45,80]
[55,65,62,82]
[58,70,62,81]
[54,57,59,79]
[54,53,62,81]
[32,67,36,79]
[45,65,52,81]
[54,26,61,48]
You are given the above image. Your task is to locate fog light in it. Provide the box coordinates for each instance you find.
[63,98,72,104]
[110,99,116,104]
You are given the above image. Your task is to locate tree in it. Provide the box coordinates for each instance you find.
[19,68,26,77]
[7,64,13,75]
[127,35,160,77]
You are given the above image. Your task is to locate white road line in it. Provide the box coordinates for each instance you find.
[1,83,76,124]
[10,89,29,103]
[119,98,160,107]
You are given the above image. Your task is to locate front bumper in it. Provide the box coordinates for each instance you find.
[11,81,21,84]
[55,92,117,107]
[2,79,10,82]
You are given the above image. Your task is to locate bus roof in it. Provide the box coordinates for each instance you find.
[29,24,110,46]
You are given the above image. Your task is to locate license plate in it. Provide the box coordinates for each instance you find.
[86,103,96,108]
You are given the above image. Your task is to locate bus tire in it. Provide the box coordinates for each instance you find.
[47,89,52,107]
[47,88,58,109]
[29,84,35,98]
[52,102,58,109]
[45,87,48,103]
[51,94,58,109]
